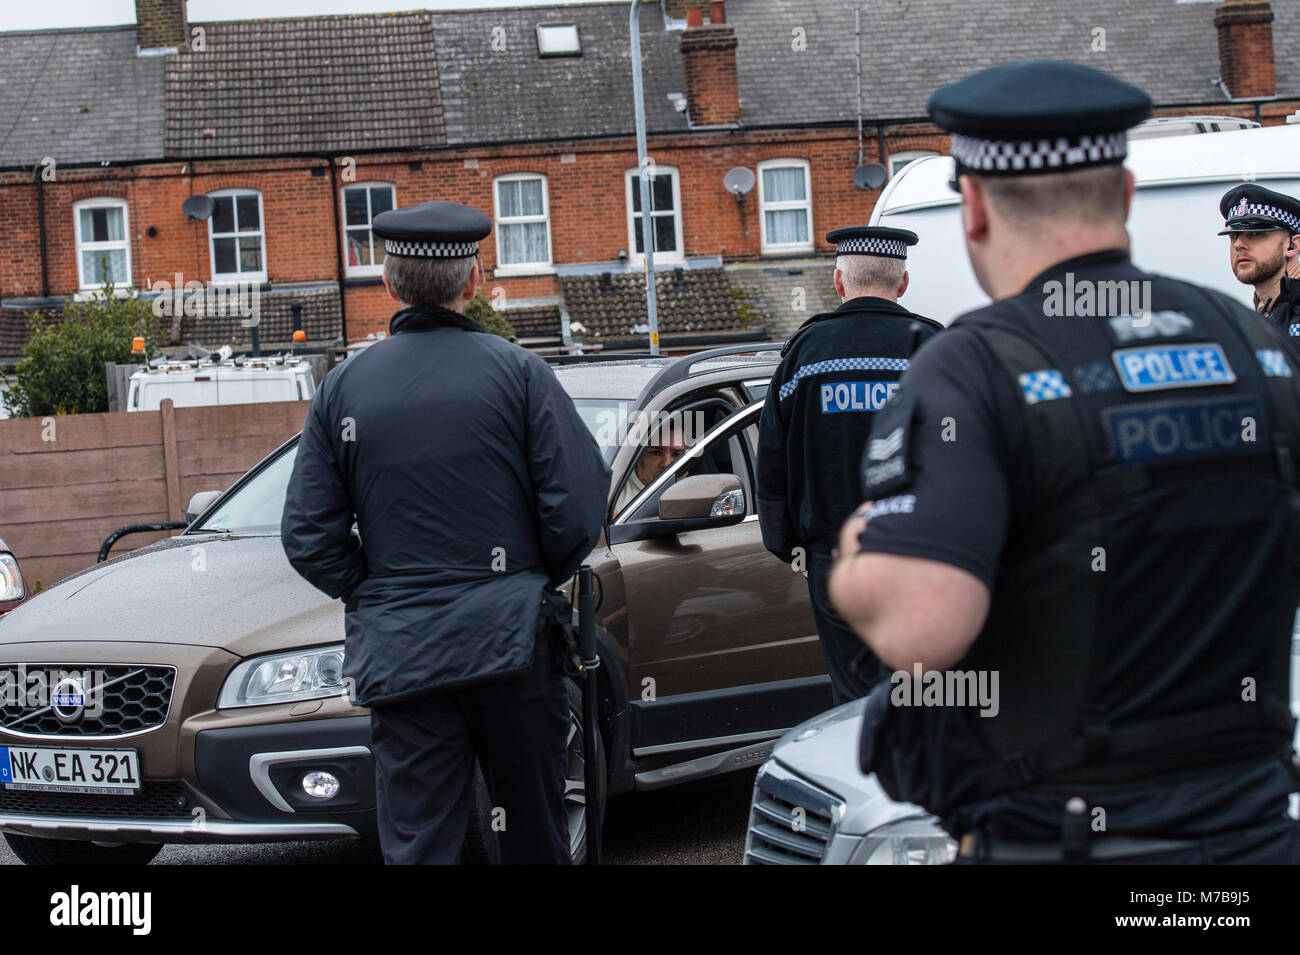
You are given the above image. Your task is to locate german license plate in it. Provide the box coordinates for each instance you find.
[0,746,140,795]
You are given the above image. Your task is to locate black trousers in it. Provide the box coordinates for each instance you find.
[954,818,1300,864]
[806,549,886,706]
[368,629,571,865]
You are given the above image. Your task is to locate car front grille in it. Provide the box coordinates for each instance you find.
[0,780,193,819]
[744,761,843,865]
[0,664,176,739]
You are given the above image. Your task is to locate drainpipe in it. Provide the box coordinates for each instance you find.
[35,173,50,298]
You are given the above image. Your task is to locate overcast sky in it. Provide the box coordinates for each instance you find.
[2,0,621,31]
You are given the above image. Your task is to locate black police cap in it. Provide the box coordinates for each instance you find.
[826,226,919,260]
[928,59,1152,181]
[371,200,492,258]
[1218,184,1300,236]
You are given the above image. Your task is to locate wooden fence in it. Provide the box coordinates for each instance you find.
[0,399,308,591]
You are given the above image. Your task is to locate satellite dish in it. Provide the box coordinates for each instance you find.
[182,194,215,221]
[853,163,888,190]
[723,167,756,197]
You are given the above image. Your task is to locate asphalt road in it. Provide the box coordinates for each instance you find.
[0,770,757,866]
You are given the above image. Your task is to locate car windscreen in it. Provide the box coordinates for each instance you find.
[193,444,298,534]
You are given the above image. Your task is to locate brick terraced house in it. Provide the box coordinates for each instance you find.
[1,0,1297,368]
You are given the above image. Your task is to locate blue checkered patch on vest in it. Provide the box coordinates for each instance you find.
[1257,349,1293,378]
[1018,369,1072,405]
[778,356,910,401]
[1073,362,1119,394]
[1290,324,1300,337]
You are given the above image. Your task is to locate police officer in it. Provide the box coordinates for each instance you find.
[281,201,610,865]
[758,228,940,705]
[829,60,1300,863]
[1219,183,1300,333]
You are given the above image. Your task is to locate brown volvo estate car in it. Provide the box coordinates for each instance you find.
[0,345,830,864]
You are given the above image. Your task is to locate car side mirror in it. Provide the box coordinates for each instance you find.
[185,490,222,524]
[657,474,746,527]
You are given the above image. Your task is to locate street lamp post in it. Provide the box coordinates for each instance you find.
[629,0,661,355]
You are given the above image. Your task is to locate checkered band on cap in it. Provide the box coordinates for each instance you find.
[1228,203,1300,232]
[835,237,908,259]
[383,239,479,258]
[949,131,1128,174]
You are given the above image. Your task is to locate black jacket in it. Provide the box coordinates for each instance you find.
[281,306,610,706]
[756,296,940,559]
[1262,274,1300,333]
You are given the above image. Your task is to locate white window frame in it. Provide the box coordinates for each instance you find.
[888,150,940,179]
[73,197,132,292]
[493,173,554,275]
[757,159,814,255]
[624,166,685,267]
[340,182,396,279]
[207,188,267,284]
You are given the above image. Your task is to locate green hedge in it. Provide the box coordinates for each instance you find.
[2,282,165,418]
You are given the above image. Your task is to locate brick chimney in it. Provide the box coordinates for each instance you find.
[1215,0,1276,99]
[135,0,188,52]
[680,2,740,126]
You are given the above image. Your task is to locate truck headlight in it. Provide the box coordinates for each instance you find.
[218,645,348,708]
[848,816,958,865]
[0,554,25,603]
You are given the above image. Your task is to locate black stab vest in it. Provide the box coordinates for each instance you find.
[860,269,1300,820]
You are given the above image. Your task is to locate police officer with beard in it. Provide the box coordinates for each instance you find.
[758,228,940,705]
[281,201,609,864]
[1219,184,1300,334]
[830,61,1300,863]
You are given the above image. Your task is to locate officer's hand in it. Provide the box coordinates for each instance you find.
[832,506,872,566]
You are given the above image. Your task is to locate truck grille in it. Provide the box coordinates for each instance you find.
[0,781,193,819]
[744,762,843,865]
[0,665,176,739]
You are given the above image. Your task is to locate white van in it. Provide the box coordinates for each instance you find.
[871,123,1300,326]
[127,356,316,411]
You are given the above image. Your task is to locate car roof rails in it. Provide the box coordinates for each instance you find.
[544,351,656,365]
[636,342,782,407]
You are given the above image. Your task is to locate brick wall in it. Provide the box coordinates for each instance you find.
[681,25,741,126]
[1215,0,1276,99]
[4,106,1297,347]
[135,0,188,50]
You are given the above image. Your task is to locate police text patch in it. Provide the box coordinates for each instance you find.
[1111,343,1235,393]
[1101,395,1262,464]
[820,380,900,414]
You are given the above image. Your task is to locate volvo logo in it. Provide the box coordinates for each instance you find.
[51,677,87,725]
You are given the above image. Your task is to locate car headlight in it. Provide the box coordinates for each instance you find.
[848,816,958,865]
[218,645,348,708]
[0,554,25,603]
